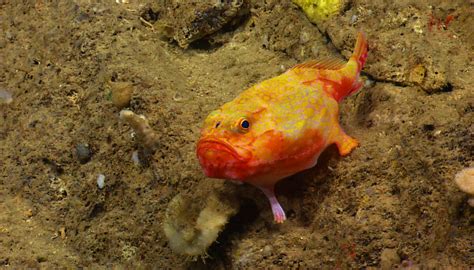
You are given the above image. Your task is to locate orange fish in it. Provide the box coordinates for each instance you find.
[197,32,368,223]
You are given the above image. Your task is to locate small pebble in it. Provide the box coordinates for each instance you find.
[59,227,66,240]
[262,34,269,48]
[5,31,14,41]
[364,78,374,88]
[76,143,92,164]
[299,31,310,44]
[468,198,474,207]
[172,92,183,102]
[75,12,91,23]
[24,209,33,218]
[131,150,141,166]
[0,89,13,104]
[262,245,273,257]
[350,14,358,24]
[97,174,105,189]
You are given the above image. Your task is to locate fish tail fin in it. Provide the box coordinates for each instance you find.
[350,31,368,73]
[330,32,368,102]
[289,32,368,102]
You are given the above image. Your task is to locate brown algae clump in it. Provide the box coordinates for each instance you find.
[108,81,133,109]
[163,192,238,257]
[454,167,474,207]
[292,0,343,23]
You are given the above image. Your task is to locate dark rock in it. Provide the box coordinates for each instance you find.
[155,0,250,48]
[76,143,92,164]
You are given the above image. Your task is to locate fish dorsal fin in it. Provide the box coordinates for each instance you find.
[291,57,346,71]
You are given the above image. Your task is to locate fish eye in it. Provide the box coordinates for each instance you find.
[215,121,221,128]
[239,119,250,131]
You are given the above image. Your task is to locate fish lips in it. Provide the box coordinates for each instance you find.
[196,138,251,179]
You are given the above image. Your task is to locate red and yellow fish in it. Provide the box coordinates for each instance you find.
[197,32,368,223]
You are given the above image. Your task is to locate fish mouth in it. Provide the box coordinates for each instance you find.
[196,138,251,179]
[197,138,249,162]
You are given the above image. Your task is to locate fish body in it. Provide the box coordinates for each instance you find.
[197,32,368,223]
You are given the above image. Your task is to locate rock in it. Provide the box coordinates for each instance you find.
[262,245,273,257]
[408,64,426,85]
[154,0,250,48]
[75,143,92,164]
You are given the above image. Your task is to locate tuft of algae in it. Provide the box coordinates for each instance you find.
[163,192,238,258]
[292,0,343,23]
[454,167,474,207]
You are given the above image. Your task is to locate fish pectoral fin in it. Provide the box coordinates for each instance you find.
[291,57,346,71]
[335,131,359,156]
[259,186,286,223]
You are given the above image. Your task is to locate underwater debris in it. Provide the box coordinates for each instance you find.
[454,167,474,207]
[428,13,455,32]
[163,192,238,257]
[154,0,250,48]
[108,81,134,109]
[292,0,344,23]
[120,110,160,151]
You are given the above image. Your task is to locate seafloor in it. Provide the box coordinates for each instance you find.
[0,0,472,269]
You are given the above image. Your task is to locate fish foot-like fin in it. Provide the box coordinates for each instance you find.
[259,186,286,223]
[335,131,359,156]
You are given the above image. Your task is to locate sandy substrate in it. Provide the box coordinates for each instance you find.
[0,0,472,268]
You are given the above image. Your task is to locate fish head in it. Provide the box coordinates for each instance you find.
[197,102,281,181]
